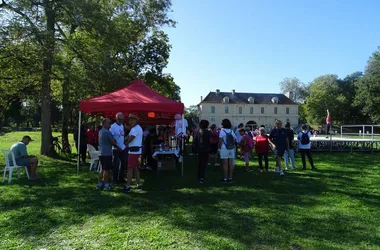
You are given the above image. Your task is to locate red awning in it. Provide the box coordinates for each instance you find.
[79,80,184,118]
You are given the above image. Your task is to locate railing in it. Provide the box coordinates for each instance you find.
[340,124,380,140]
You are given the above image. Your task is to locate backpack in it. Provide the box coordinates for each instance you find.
[301,132,310,145]
[245,135,254,150]
[223,130,235,150]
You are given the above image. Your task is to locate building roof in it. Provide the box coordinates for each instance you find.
[200,91,296,105]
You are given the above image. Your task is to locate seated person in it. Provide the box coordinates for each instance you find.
[9,135,39,180]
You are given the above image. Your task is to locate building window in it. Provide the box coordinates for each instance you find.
[286,108,289,114]
[211,118,215,122]
[274,107,278,114]
[239,107,242,114]
[225,106,229,114]
[261,107,264,114]
[211,106,215,113]
[250,107,253,114]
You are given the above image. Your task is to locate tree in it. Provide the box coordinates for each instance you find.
[1,0,179,156]
[304,74,343,125]
[143,72,180,101]
[355,50,380,123]
[340,72,369,124]
[185,105,199,129]
[279,77,308,103]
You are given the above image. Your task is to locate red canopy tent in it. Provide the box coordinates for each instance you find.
[79,79,184,121]
[76,80,185,174]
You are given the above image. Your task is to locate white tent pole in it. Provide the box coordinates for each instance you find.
[77,111,82,174]
[181,113,185,176]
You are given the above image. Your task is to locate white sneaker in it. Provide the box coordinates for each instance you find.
[274,167,279,172]
[279,169,285,176]
[285,167,288,170]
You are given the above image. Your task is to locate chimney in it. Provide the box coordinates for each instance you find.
[232,89,235,95]
[200,96,203,102]
[216,89,220,95]
[285,91,294,100]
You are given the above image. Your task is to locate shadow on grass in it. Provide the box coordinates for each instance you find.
[1,152,380,249]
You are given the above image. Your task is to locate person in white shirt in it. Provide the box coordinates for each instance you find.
[174,115,188,156]
[174,117,188,136]
[297,124,316,170]
[123,114,143,193]
[218,119,237,184]
[110,112,127,184]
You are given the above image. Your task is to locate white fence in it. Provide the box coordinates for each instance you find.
[340,124,380,139]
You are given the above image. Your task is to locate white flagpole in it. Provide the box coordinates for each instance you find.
[181,113,185,176]
[77,111,82,174]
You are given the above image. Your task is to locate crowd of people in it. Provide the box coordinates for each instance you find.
[6,112,320,189]
[192,118,317,183]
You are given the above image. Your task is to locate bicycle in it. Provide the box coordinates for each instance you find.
[50,136,72,157]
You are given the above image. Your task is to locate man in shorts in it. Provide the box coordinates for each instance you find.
[269,120,289,176]
[97,118,122,190]
[9,135,39,180]
[123,114,143,193]
[110,112,127,184]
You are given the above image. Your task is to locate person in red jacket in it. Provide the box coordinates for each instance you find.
[87,126,97,148]
[255,127,275,172]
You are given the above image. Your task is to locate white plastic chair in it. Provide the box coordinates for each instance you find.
[87,144,102,172]
[2,149,30,183]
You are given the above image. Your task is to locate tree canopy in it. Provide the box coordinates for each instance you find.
[0,0,180,155]
[280,49,378,126]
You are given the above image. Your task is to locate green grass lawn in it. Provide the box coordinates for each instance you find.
[1,132,380,250]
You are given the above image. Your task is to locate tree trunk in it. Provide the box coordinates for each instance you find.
[61,65,70,150]
[40,1,55,156]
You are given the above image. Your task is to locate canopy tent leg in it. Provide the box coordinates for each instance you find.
[77,111,82,174]
[181,113,185,176]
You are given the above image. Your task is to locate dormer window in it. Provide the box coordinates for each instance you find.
[223,97,229,103]
[271,97,279,104]
[248,97,254,104]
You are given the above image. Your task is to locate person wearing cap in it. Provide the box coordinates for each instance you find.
[110,112,127,184]
[9,136,39,180]
[123,113,143,193]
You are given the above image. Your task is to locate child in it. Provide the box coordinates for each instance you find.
[239,128,252,172]
[255,127,273,172]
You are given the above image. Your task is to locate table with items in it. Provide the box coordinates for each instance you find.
[152,137,182,174]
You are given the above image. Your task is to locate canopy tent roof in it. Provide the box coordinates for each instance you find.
[79,80,184,124]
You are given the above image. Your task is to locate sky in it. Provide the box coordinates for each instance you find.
[163,0,380,107]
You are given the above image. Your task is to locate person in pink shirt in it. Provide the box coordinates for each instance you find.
[209,124,220,167]
[326,109,332,138]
